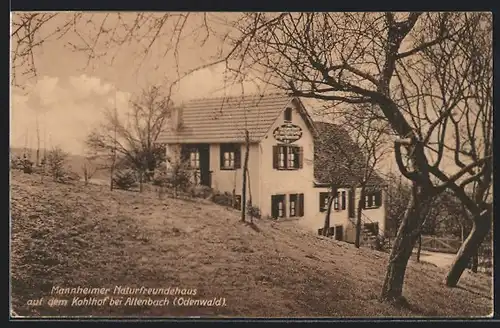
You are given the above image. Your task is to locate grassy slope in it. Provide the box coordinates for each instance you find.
[10,171,493,318]
[10,147,110,180]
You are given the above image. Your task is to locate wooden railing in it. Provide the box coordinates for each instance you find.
[420,235,462,254]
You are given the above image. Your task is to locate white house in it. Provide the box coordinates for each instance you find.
[157,93,387,243]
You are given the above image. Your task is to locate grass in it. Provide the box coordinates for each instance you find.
[10,170,493,318]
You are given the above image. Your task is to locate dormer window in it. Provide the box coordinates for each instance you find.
[284,107,292,122]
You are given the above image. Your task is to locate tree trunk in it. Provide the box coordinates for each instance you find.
[445,214,491,287]
[241,130,250,222]
[380,188,432,302]
[471,252,478,273]
[139,171,144,193]
[416,233,422,262]
[355,187,365,248]
[246,168,253,223]
[323,188,336,236]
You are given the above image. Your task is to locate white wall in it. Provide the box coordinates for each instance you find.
[210,143,260,208]
[298,187,387,238]
[259,101,315,218]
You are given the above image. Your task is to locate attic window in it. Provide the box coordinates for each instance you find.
[284,107,292,122]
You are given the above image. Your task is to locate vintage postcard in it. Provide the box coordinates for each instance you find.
[10,11,493,319]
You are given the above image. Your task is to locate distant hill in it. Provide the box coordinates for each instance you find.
[10,147,110,180]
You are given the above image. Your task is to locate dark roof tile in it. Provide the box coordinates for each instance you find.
[313,121,385,188]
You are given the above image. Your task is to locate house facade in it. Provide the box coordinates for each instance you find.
[157,93,387,243]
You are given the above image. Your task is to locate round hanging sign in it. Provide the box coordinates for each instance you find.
[273,123,303,144]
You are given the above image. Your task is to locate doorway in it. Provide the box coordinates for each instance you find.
[198,144,211,187]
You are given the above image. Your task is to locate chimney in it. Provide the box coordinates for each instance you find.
[171,106,183,132]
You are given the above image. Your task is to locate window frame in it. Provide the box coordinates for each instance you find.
[289,194,298,217]
[319,192,330,212]
[274,144,302,170]
[220,143,241,170]
[271,194,286,219]
[189,149,200,169]
[364,190,382,209]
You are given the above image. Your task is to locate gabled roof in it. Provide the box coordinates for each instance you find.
[157,93,314,144]
[313,121,386,189]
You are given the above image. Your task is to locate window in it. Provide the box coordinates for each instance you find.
[284,107,292,122]
[333,194,339,210]
[319,192,330,212]
[348,190,355,218]
[364,190,382,209]
[220,143,241,170]
[320,191,346,212]
[189,150,200,169]
[273,145,303,170]
[272,194,286,218]
[289,193,304,217]
[290,194,297,216]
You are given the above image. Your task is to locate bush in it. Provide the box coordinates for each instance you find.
[247,204,261,219]
[113,169,138,190]
[165,160,192,197]
[46,147,69,182]
[22,159,34,174]
[152,162,168,186]
[10,155,24,170]
[62,170,81,183]
[211,191,234,207]
[188,185,213,199]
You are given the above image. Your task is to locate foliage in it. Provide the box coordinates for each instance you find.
[164,160,192,198]
[46,147,69,182]
[247,203,261,219]
[211,191,234,207]
[113,168,138,190]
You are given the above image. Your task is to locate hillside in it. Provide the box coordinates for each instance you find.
[10,147,110,180]
[10,170,493,318]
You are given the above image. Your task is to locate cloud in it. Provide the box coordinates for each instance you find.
[172,63,265,103]
[10,75,131,155]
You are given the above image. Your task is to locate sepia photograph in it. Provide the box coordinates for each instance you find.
[10,11,493,319]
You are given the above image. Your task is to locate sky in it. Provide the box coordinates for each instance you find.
[10,12,270,154]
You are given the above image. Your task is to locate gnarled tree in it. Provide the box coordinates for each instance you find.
[213,12,493,301]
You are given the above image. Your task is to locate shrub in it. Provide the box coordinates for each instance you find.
[211,191,234,207]
[165,160,192,197]
[113,169,138,190]
[46,147,69,182]
[188,185,213,199]
[152,162,168,186]
[62,170,81,184]
[10,155,24,170]
[22,158,34,174]
[247,203,261,219]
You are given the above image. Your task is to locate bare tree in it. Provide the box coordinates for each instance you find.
[86,85,171,192]
[211,12,492,302]
[314,107,391,246]
[241,129,250,222]
[12,11,492,301]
